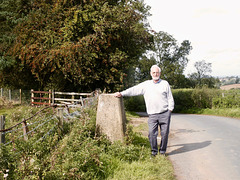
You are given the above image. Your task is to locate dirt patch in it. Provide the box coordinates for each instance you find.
[129,117,147,126]
[129,114,163,143]
[129,116,149,136]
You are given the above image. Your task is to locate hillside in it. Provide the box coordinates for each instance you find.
[220,84,240,90]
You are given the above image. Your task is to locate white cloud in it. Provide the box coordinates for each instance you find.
[144,0,240,77]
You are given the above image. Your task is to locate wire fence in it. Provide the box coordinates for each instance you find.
[0,103,87,151]
[0,88,31,105]
[0,106,56,145]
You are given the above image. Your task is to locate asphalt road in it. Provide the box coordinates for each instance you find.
[168,114,240,180]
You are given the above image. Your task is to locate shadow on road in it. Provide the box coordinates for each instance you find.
[168,141,211,155]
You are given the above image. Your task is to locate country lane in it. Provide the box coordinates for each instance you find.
[168,114,240,180]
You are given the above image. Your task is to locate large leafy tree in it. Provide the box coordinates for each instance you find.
[0,0,37,89]
[152,31,192,88]
[2,0,152,91]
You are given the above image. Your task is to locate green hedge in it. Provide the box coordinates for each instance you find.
[123,96,146,112]
[172,88,221,111]
[212,90,240,108]
[123,88,240,112]
[173,88,240,112]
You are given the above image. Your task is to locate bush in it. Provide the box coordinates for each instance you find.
[191,87,221,109]
[1,101,170,179]
[172,87,220,111]
[123,96,146,112]
[121,88,240,113]
[172,88,240,112]
[212,89,240,108]
[171,89,193,112]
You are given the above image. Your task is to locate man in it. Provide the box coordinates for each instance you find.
[114,65,174,156]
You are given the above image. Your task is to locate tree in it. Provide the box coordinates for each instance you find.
[0,0,35,89]
[194,60,212,86]
[188,60,219,88]
[2,0,153,91]
[135,55,157,83]
[152,31,192,88]
[194,60,212,80]
[235,76,239,84]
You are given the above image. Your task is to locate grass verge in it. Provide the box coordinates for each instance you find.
[108,155,175,180]
[178,108,240,119]
[118,112,176,180]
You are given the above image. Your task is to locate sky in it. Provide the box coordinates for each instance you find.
[144,0,240,77]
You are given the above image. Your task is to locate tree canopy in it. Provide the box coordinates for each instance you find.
[188,60,219,88]
[146,31,192,88]
[1,0,152,91]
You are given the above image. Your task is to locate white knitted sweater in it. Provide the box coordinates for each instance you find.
[121,79,174,115]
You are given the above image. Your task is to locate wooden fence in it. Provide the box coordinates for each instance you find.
[31,89,93,107]
[31,90,52,106]
[0,88,97,107]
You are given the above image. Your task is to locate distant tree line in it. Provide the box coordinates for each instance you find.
[220,76,240,86]
[0,0,219,92]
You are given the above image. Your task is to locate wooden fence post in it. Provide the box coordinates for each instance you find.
[80,96,84,107]
[58,108,63,128]
[9,89,11,101]
[52,90,55,106]
[22,120,28,141]
[49,90,51,105]
[20,89,22,104]
[31,89,34,106]
[72,94,74,104]
[0,115,5,144]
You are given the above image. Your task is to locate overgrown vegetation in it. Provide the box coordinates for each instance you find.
[173,88,240,110]
[124,96,146,112]
[0,101,175,179]
[124,87,240,118]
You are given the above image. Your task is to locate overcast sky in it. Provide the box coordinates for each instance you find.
[144,0,240,77]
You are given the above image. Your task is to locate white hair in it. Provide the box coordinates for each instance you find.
[150,65,161,73]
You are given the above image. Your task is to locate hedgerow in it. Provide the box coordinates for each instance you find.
[123,87,240,113]
[172,88,240,111]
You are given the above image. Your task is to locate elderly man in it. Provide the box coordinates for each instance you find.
[114,65,174,156]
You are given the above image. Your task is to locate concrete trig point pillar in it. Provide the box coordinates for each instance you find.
[96,94,126,142]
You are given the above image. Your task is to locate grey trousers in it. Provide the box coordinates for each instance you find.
[148,110,171,155]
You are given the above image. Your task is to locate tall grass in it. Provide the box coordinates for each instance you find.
[0,102,175,179]
[109,156,175,180]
